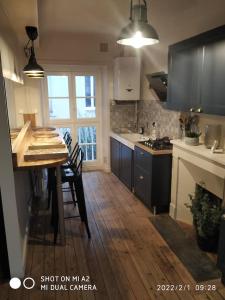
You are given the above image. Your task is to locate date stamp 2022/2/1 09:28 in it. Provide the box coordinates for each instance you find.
[156,284,217,292]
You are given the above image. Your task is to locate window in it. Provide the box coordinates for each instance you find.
[78,126,96,161]
[44,68,101,166]
[75,76,96,119]
[47,76,70,120]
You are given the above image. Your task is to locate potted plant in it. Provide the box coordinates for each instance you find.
[179,114,201,145]
[185,184,224,252]
[184,131,201,146]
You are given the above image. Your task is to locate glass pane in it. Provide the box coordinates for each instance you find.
[76,98,96,119]
[58,127,71,136]
[75,76,96,97]
[49,98,70,119]
[47,76,69,97]
[78,126,96,161]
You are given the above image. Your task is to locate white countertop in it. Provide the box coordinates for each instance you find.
[110,132,149,150]
[171,139,225,167]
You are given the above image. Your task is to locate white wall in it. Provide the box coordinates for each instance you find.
[14,77,43,127]
[0,4,30,278]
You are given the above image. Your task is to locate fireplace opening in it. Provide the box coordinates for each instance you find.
[185,183,224,253]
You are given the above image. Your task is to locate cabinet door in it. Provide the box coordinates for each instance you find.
[134,165,151,207]
[134,146,151,172]
[110,137,120,178]
[119,143,133,190]
[167,45,202,111]
[200,40,225,115]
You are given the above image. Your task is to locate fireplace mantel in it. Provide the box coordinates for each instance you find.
[170,140,225,224]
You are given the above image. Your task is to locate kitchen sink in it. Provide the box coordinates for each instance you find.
[120,133,149,142]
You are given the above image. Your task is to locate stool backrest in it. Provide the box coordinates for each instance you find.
[72,148,84,177]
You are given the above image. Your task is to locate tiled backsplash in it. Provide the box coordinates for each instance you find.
[137,100,180,138]
[110,99,180,138]
[110,99,225,146]
[110,101,136,131]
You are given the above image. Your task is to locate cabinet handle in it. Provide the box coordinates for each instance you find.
[139,175,144,180]
[195,107,203,113]
[126,88,133,92]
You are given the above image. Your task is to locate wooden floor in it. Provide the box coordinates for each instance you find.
[1,171,225,300]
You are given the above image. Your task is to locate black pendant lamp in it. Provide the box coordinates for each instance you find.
[23,26,44,78]
[117,0,159,48]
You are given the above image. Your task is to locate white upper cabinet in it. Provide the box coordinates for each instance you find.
[113,57,141,101]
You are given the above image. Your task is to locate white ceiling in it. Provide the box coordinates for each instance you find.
[2,0,225,47]
[37,0,225,41]
[0,0,38,45]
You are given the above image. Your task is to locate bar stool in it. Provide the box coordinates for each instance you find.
[47,131,77,209]
[51,148,91,243]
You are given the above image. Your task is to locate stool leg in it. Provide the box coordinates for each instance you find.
[51,176,59,244]
[69,181,76,207]
[47,168,55,210]
[74,176,91,238]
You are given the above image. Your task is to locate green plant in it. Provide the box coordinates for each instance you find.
[185,184,224,239]
[179,113,201,138]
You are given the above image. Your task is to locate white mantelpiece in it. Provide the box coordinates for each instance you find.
[170,140,225,225]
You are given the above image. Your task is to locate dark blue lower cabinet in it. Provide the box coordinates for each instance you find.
[119,143,133,190]
[133,165,151,208]
[110,137,120,178]
[134,146,172,214]
[110,137,133,191]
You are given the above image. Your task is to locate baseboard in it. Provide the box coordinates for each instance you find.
[169,203,176,219]
[83,163,110,173]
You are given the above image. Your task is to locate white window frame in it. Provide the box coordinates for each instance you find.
[41,65,103,168]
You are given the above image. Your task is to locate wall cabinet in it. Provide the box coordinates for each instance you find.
[167,25,225,116]
[134,146,172,214]
[110,137,133,190]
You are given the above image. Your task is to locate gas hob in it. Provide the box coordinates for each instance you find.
[139,137,173,151]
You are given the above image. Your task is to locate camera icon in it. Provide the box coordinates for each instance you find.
[9,277,35,289]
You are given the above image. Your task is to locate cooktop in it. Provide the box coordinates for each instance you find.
[139,137,173,151]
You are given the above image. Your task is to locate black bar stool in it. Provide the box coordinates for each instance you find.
[51,148,91,243]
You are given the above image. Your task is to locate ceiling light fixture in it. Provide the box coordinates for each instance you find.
[23,26,44,78]
[117,0,159,48]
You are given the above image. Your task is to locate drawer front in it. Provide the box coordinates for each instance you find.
[134,165,151,207]
[134,146,151,172]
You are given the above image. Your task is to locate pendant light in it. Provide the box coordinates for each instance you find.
[23,26,44,78]
[117,0,159,48]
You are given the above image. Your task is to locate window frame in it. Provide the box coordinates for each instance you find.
[41,66,102,167]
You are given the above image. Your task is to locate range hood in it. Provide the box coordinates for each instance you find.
[146,72,167,102]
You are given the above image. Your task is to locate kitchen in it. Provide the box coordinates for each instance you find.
[1,0,225,299]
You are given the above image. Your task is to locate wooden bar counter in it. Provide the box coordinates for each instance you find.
[11,122,68,245]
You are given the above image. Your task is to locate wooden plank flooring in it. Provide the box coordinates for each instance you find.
[1,170,225,300]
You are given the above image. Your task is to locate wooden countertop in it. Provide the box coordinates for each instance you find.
[12,122,68,169]
[110,131,172,155]
[16,157,68,169]
[135,142,172,156]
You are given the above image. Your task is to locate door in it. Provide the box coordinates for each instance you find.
[43,67,102,168]
[200,40,225,115]
[167,44,202,111]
